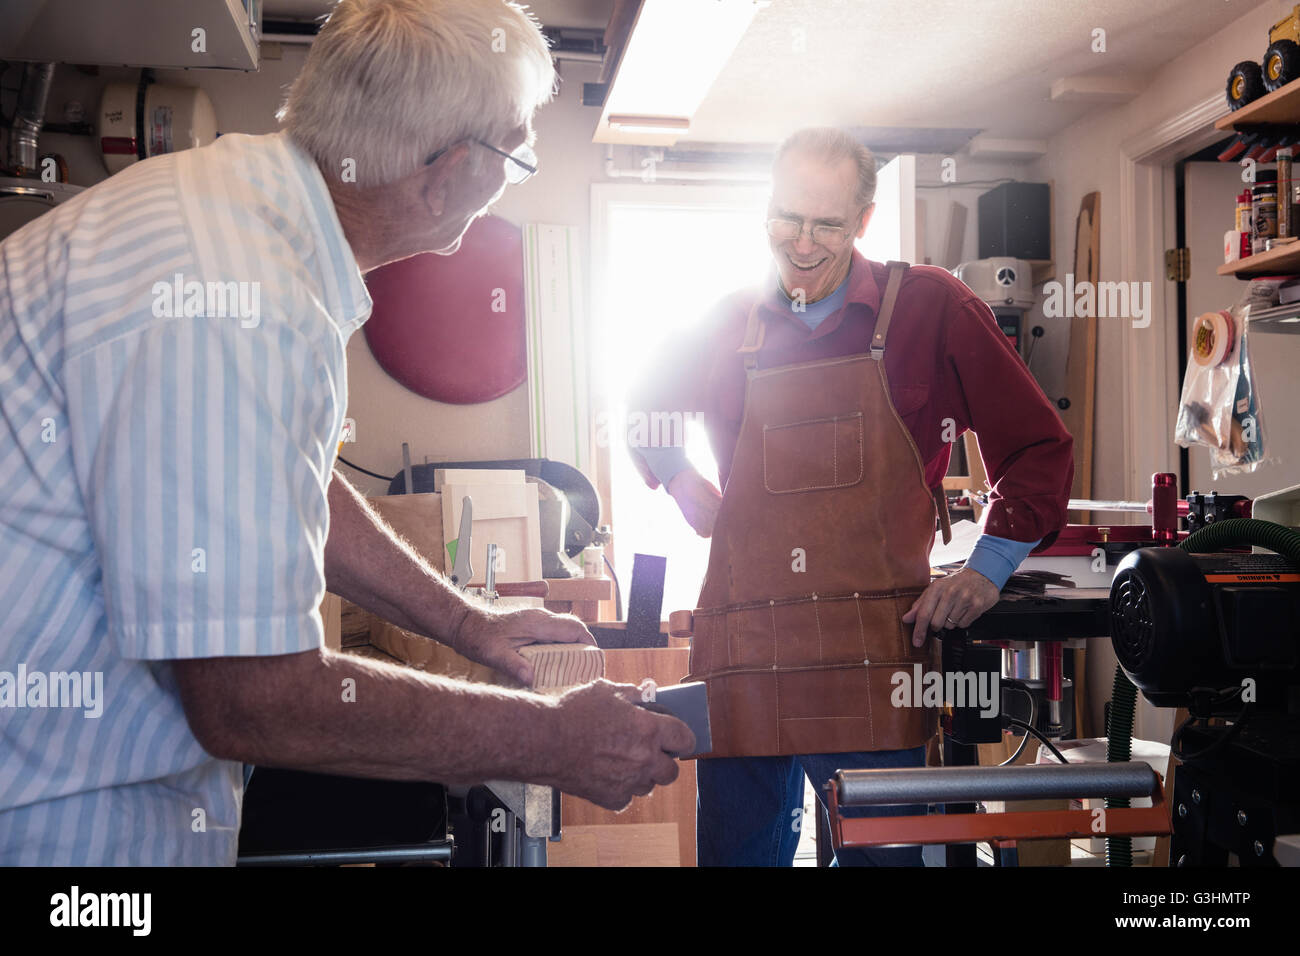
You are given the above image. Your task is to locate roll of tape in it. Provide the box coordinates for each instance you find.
[1192,310,1235,368]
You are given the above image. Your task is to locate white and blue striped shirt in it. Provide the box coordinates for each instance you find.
[0,132,370,865]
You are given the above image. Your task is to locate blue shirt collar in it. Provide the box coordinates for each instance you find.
[778,271,851,330]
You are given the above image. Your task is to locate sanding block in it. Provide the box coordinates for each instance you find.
[635,681,711,758]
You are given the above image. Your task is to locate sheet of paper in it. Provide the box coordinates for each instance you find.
[929,518,983,567]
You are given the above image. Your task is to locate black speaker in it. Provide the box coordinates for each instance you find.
[978,182,1051,261]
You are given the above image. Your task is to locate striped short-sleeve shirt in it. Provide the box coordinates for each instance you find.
[0,132,371,865]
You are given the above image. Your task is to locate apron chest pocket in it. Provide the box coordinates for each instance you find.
[763,411,864,494]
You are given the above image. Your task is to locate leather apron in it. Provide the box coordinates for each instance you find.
[685,261,950,758]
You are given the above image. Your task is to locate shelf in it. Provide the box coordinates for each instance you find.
[1216,76,1300,130]
[1217,241,1300,277]
[1246,301,1300,334]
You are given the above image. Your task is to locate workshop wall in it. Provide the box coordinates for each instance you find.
[1026,0,1293,742]
[1027,0,1279,510]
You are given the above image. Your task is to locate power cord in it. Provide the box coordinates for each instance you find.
[998,682,1037,767]
[1006,717,1069,764]
[338,455,396,483]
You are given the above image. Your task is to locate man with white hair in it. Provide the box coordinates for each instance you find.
[0,0,691,866]
[630,127,1073,866]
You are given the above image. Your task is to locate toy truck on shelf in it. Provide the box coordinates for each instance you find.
[1228,3,1300,109]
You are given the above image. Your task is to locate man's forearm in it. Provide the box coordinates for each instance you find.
[324,468,474,644]
[174,648,565,786]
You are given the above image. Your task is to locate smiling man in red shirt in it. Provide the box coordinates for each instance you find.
[630,127,1073,866]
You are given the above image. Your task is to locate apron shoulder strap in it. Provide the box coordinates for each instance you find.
[932,487,953,546]
[870,260,909,361]
[737,303,766,371]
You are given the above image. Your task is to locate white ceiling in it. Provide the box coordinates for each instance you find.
[688,0,1255,144]
[264,0,1267,144]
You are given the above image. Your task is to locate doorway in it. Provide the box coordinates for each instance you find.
[1179,153,1300,499]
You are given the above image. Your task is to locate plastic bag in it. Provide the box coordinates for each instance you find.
[1174,282,1272,478]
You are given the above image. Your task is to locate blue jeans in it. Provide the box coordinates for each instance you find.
[697,746,927,866]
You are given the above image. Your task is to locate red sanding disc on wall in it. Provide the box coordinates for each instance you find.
[363,215,527,404]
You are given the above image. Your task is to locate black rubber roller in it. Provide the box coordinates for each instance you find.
[831,762,1159,807]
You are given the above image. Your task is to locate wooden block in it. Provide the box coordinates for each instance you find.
[542,577,613,602]
[320,592,342,651]
[433,468,526,492]
[519,643,604,691]
[368,627,603,695]
[667,610,693,639]
[369,493,445,572]
[339,598,375,648]
[346,643,401,665]
[543,577,614,624]
[548,823,681,867]
[368,620,501,684]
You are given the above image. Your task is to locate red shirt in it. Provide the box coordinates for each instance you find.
[629,251,1074,548]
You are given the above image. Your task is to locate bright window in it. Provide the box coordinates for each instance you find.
[591,183,770,618]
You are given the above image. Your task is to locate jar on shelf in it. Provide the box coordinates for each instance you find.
[1253,180,1278,254]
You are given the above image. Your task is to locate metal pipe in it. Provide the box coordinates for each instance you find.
[503,810,518,866]
[238,841,453,866]
[832,762,1158,807]
[8,63,56,173]
[1042,641,1063,738]
[1068,496,1194,517]
[1002,646,1039,680]
[1068,498,1152,513]
[519,835,548,867]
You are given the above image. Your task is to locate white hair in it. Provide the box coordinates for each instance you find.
[774,127,877,208]
[279,0,555,186]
